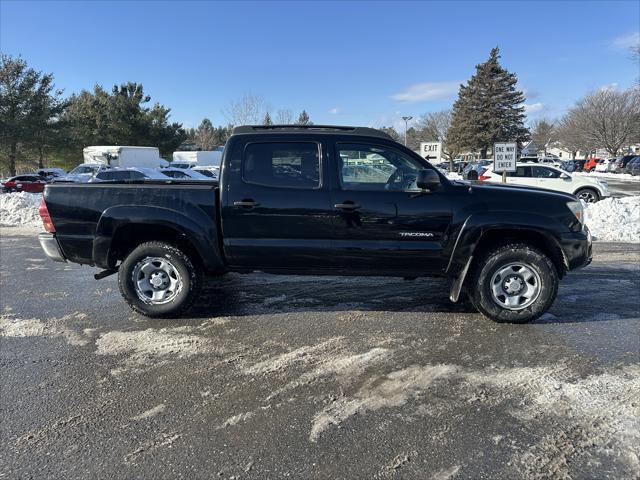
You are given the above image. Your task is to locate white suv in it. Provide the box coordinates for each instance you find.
[479,163,610,203]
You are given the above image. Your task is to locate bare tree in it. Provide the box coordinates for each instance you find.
[529,118,556,155]
[558,87,640,157]
[415,110,460,168]
[275,109,293,124]
[222,93,265,126]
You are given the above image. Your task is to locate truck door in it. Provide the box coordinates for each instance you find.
[329,142,452,273]
[222,140,334,268]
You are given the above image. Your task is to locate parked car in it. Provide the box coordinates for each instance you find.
[463,160,491,180]
[160,168,210,180]
[479,163,609,203]
[192,166,220,180]
[54,163,111,183]
[88,167,170,182]
[624,157,640,175]
[560,160,576,173]
[612,155,638,173]
[583,158,599,173]
[519,156,562,167]
[573,159,587,172]
[38,125,592,324]
[2,174,47,193]
[37,168,66,180]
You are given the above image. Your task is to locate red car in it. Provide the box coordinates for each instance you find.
[1,174,47,193]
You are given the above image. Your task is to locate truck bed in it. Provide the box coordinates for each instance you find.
[44,181,221,270]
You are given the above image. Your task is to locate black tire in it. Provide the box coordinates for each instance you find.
[468,243,558,324]
[118,241,202,318]
[575,188,600,203]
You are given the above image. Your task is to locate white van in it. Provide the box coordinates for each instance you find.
[83,146,168,168]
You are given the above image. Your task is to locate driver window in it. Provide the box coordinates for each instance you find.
[337,143,423,191]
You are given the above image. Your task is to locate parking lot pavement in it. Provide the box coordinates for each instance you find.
[604,177,640,198]
[1,228,639,479]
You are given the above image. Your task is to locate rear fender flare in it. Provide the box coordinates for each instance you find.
[93,205,223,271]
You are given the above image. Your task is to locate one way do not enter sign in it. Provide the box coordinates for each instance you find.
[493,142,517,173]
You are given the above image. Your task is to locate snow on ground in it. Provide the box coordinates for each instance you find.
[585,196,640,243]
[0,192,42,228]
[445,172,464,180]
[574,172,639,182]
[0,191,638,243]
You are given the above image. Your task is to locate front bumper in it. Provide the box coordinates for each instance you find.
[559,226,592,271]
[38,233,67,262]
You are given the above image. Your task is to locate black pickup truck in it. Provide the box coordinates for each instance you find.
[38,125,592,323]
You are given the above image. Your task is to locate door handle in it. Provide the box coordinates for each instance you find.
[233,200,259,208]
[334,202,361,210]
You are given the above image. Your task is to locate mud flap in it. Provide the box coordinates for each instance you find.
[449,256,473,303]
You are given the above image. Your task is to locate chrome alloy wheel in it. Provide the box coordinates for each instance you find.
[577,190,597,203]
[490,263,541,311]
[132,256,183,304]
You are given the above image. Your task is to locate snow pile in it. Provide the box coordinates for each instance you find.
[0,192,42,227]
[574,172,639,182]
[585,196,640,243]
[446,171,464,181]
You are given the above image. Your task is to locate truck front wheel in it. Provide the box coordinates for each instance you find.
[468,243,558,323]
[118,241,202,318]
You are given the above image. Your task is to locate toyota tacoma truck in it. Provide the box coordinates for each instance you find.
[38,125,592,323]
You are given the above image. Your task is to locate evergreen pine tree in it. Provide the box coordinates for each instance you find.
[297,110,311,125]
[263,112,273,126]
[448,47,529,158]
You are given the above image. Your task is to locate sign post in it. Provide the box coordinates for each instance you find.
[493,142,517,183]
[420,142,442,163]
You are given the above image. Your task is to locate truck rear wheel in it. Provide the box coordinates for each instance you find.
[468,243,558,323]
[118,241,202,318]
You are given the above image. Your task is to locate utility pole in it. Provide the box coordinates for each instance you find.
[402,116,413,146]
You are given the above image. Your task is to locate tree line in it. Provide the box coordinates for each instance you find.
[0,55,314,175]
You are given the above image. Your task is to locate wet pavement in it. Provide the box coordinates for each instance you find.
[1,228,639,479]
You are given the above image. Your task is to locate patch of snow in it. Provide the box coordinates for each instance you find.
[446,172,463,181]
[585,196,640,242]
[218,411,255,429]
[309,364,456,441]
[132,404,166,420]
[243,337,343,375]
[0,312,92,346]
[0,192,42,227]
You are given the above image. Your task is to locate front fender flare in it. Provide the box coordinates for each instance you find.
[446,212,567,302]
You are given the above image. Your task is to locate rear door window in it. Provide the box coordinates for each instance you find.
[243,142,321,189]
[533,166,561,178]
[508,166,532,177]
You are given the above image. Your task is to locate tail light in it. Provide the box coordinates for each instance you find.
[478,169,490,181]
[39,198,56,232]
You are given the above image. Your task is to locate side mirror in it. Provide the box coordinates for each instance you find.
[561,173,571,180]
[416,169,441,191]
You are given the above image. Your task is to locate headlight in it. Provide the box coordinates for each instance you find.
[567,200,584,224]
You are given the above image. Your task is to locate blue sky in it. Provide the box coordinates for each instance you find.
[1,0,638,130]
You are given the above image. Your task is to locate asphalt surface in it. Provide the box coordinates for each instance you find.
[1,229,639,479]
[602,177,639,198]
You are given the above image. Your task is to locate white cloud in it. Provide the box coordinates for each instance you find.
[524,103,544,114]
[391,81,460,103]
[328,107,340,115]
[611,31,640,49]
